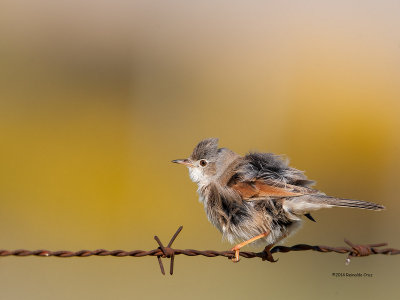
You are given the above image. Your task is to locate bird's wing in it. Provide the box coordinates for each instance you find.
[230,179,318,201]
[226,151,318,200]
[227,153,384,218]
[239,152,315,187]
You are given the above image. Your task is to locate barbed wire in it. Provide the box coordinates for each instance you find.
[1,226,399,275]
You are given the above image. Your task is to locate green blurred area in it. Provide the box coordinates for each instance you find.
[0,1,399,299]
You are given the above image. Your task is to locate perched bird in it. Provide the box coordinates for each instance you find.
[172,138,385,262]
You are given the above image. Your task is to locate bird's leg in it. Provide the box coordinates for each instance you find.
[230,230,270,262]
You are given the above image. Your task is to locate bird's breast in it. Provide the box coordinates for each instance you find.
[197,185,300,245]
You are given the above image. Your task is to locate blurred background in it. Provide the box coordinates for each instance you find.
[0,0,399,299]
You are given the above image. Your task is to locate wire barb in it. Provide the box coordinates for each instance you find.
[0,226,399,275]
[153,226,183,274]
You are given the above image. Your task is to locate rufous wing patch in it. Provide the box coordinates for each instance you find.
[231,180,301,200]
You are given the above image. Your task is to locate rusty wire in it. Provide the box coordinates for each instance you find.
[1,226,399,275]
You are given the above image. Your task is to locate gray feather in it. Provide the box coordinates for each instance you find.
[190,138,219,160]
[321,196,385,210]
[284,195,385,217]
[242,152,315,187]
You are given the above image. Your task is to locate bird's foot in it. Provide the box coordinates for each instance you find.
[229,232,271,263]
[262,244,278,262]
[230,246,241,263]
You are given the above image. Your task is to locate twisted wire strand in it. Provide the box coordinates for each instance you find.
[1,226,398,275]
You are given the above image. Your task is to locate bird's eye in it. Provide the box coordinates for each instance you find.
[199,159,208,167]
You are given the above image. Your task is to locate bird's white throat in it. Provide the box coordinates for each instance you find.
[188,167,209,186]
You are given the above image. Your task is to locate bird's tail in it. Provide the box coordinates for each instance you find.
[321,196,385,210]
[283,195,385,216]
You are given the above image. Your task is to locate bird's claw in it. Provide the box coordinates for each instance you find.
[230,247,240,263]
[262,245,278,262]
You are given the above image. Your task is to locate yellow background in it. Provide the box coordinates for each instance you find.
[0,1,399,299]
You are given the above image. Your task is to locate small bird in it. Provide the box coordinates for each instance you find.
[172,138,385,262]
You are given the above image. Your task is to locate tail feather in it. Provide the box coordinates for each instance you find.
[283,195,385,216]
[323,196,385,211]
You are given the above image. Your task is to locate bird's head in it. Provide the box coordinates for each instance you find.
[172,138,238,187]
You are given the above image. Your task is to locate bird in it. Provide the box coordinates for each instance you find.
[172,138,385,262]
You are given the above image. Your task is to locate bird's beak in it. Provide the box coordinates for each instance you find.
[171,159,193,167]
